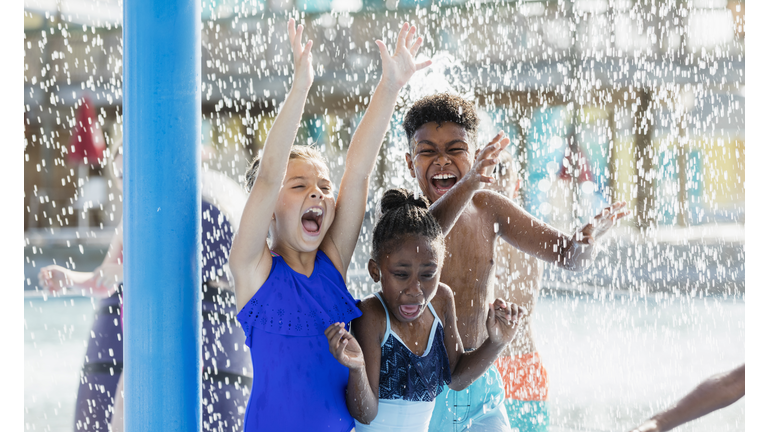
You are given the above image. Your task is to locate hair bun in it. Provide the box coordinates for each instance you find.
[372,188,444,262]
[379,188,430,214]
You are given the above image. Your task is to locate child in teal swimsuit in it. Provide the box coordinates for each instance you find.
[230,20,431,431]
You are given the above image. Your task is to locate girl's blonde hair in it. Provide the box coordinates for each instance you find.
[244,146,327,192]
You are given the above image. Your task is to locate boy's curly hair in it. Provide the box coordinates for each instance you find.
[244,146,327,193]
[402,93,479,151]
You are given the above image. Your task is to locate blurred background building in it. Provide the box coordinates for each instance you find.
[24,0,744,277]
[23,0,745,238]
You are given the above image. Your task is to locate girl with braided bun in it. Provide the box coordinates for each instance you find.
[325,185,523,431]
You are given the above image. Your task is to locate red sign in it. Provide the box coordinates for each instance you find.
[68,95,106,165]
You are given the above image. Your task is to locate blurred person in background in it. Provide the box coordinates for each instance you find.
[39,142,253,432]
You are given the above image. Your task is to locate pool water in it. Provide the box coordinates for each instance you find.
[536,291,744,432]
[25,295,100,432]
[24,291,744,432]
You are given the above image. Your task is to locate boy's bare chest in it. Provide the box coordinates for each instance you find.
[441,229,497,347]
[441,219,496,302]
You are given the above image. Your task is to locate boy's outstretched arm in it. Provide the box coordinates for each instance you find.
[323,22,431,277]
[230,19,313,310]
[429,132,509,235]
[628,364,744,432]
[563,201,630,270]
[491,197,629,271]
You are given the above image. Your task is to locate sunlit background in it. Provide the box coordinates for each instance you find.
[24,0,744,431]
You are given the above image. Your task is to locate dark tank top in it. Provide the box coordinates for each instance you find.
[373,292,452,401]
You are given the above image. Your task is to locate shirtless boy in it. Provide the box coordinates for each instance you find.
[401,93,629,432]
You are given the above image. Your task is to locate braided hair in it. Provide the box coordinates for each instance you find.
[372,188,445,263]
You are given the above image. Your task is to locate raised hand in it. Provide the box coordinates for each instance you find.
[287,18,314,91]
[628,421,661,432]
[375,22,432,90]
[485,298,523,345]
[325,322,365,371]
[469,131,511,188]
[38,265,73,293]
[574,201,631,246]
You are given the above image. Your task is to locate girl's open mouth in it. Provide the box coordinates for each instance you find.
[431,172,457,195]
[399,304,422,319]
[301,207,323,235]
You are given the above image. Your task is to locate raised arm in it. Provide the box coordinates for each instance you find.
[322,23,431,277]
[489,194,628,271]
[229,19,313,310]
[438,283,521,390]
[429,133,509,235]
[628,364,745,432]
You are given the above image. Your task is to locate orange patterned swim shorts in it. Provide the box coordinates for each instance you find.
[494,352,549,401]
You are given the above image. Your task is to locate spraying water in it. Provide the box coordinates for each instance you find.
[24,2,744,431]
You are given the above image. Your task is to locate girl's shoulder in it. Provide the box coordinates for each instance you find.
[351,294,388,342]
[429,283,456,324]
[318,240,345,276]
[356,294,387,320]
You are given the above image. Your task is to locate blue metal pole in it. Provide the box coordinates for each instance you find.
[123,0,201,429]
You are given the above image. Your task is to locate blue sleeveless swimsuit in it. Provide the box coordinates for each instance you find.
[236,250,362,431]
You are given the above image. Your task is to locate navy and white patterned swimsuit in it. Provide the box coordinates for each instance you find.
[355,292,452,432]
